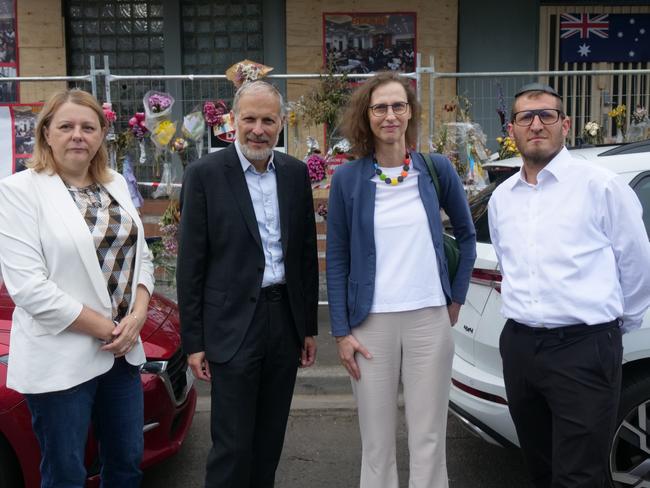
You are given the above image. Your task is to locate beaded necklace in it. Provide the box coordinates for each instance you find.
[373,152,411,186]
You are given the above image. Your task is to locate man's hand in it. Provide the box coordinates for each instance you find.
[300,336,317,367]
[188,351,211,381]
[448,302,461,326]
[335,334,372,381]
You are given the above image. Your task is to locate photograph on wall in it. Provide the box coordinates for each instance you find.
[12,104,41,172]
[323,12,416,74]
[0,0,16,103]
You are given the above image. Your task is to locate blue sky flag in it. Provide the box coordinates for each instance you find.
[560,13,650,63]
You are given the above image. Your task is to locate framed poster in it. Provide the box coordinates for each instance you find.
[13,104,41,171]
[323,12,416,74]
[0,0,17,103]
[0,103,41,178]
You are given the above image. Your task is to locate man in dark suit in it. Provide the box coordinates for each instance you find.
[177,80,318,488]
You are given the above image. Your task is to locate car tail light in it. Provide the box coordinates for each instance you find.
[471,268,502,293]
[451,378,508,405]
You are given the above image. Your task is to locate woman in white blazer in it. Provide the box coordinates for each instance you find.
[0,89,154,487]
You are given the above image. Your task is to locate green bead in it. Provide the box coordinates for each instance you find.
[379,174,386,181]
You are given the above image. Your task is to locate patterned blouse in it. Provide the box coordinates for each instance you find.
[66,183,138,322]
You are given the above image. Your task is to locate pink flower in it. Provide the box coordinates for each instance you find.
[306,154,327,183]
[102,102,117,123]
[128,112,148,140]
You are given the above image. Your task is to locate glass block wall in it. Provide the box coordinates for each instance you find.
[66,1,165,76]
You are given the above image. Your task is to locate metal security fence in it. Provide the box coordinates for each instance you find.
[3,59,650,195]
[423,65,650,151]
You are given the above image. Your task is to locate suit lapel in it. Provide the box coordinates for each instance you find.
[223,147,263,251]
[274,154,292,257]
[34,172,111,308]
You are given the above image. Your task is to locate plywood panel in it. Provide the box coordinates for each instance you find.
[19,18,64,48]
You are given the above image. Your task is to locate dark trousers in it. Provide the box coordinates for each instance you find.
[499,319,622,488]
[205,286,301,488]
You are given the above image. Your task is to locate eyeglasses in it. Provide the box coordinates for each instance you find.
[512,109,564,127]
[368,102,409,117]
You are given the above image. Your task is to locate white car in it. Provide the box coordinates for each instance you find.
[450,139,650,487]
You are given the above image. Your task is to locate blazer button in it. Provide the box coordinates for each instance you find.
[250,296,257,303]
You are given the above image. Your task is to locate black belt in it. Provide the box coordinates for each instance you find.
[260,284,287,302]
[507,318,619,338]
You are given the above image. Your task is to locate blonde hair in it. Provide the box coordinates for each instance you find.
[28,89,111,184]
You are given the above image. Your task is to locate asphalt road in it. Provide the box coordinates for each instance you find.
[142,398,532,488]
[142,301,531,487]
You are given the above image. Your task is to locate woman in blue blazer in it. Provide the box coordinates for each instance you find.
[326,72,476,488]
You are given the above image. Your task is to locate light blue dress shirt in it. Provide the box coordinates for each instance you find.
[235,140,285,287]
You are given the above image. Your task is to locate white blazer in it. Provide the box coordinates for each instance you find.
[0,168,155,394]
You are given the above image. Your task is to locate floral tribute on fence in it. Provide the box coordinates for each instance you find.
[582,121,604,145]
[431,95,490,193]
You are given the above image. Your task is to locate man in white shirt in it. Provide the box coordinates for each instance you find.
[488,83,650,488]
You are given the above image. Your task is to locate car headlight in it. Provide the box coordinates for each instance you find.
[0,354,7,365]
[139,360,167,375]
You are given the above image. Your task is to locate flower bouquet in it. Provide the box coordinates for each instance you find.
[102,102,118,170]
[306,152,327,184]
[171,137,190,167]
[182,110,205,158]
[629,105,649,142]
[203,100,234,138]
[143,90,177,148]
[496,136,520,160]
[582,121,604,145]
[608,104,627,142]
[226,59,273,89]
[128,112,149,164]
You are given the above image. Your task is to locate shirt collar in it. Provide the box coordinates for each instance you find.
[509,146,570,190]
[235,139,276,174]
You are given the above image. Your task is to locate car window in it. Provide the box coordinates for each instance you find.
[630,172,650,240]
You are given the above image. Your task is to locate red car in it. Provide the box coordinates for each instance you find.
[0,277,196,488]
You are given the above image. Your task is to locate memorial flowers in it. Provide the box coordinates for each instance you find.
[582,121,604,145]
[608,104,626,140]
[226,59,273,89]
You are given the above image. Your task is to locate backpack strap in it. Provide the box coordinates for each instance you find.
[420,152,441,199]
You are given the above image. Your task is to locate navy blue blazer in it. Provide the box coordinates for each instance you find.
[326,151,476,337]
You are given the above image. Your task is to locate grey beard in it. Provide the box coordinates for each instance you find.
[240,144,273,162]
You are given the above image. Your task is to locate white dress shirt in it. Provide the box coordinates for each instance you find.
[235,140,285,287]
[488,147,650,332]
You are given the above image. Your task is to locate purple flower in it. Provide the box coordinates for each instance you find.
[148,93,172,113]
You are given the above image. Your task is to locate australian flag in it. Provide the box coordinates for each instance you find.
[560,13,650,63]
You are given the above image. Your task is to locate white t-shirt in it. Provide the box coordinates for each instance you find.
[369,165,447,313]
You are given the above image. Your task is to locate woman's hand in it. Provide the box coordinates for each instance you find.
[101,312,145,357]
[336,334,372,381]
[448,302,461,326]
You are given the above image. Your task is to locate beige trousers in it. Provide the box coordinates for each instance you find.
[351,306,454,488]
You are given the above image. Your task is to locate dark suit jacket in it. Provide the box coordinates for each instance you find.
[177,144,319,363]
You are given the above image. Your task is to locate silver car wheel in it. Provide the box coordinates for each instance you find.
[610,397,650,486]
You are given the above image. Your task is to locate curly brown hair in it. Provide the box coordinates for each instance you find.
[340,71,420,158]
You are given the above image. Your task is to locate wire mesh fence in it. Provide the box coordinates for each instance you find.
[4,62,650,198]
